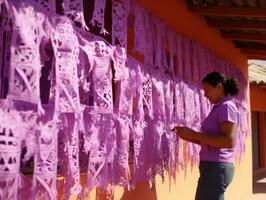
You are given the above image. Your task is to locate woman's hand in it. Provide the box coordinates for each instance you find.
[171,126,202,145]
[172,126,195,140]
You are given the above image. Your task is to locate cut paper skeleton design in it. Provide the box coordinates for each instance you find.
[64,0,89,31]
[8,1,46,115]
[50,16,80,114]
[81,41,116,190]
[0,0,250,195]
[0,106,27,200]
[90,41,113,114]
[32,113,59,200]
[112,0,128,47]
[49,16,82,196]
[90,0,108,35]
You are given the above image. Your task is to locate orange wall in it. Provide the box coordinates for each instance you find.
[115,1,251,200]
[250,85,266,112]
[90,1,252,200]
[136,0,248,77]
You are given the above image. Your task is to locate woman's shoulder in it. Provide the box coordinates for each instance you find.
[219,99,238,113]
[217,99,238,124]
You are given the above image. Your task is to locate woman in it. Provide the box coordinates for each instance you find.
[172,71,239,200]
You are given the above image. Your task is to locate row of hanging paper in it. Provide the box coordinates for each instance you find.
[0,0,249,199]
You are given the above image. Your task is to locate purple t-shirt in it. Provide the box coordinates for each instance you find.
[200,96,238,163]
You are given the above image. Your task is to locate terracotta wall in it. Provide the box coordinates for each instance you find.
[110,0,252,200]
[250,85,266,112]
[136,0,248,77]
[88,0,252,200]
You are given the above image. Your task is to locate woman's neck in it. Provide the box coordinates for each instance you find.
[214,94,227,104]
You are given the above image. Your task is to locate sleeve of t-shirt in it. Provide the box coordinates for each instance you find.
[218,103,238,125]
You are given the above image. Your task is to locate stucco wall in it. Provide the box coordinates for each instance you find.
[88,1,252,200]
[111,1,252,200]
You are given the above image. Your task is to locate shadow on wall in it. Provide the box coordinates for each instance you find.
[120,182,158,200]
[96,181,158,200]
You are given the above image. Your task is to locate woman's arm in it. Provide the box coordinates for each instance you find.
[178,136,201,145]
[191,121,237,148]
[172,127,201,145]
[174,121,237,148]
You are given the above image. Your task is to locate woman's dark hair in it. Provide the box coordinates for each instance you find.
[202,71,240,96]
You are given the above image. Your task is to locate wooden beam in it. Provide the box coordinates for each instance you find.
[236,40,266,59]
[240,49,266,59]
[208,19,266,31]
[247,55,266,60]
[241,49,266,55]
[188,5,266,17]
[221,32,266,42]
[235,42,266,51]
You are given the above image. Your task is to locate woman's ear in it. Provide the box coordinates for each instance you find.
[217,82,223,89]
